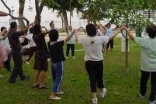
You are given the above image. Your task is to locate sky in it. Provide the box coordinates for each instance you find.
[0,0,81,23]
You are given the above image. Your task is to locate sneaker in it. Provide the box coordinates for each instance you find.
[47,58,51,62]
[50,96,61,100]
[66,56,69,58]
[92,98,98,104]
[26,61,30,65]
[72,56,75,59]
[21,76,30,81]
[0,74,4,78]
[149,101,155,104]
[100,88,107,98]
[57,91,64,95]
[139,94,145,99]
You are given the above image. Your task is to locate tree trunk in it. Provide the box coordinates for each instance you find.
[18,0,26,29]
[62,9,68,28]
[61,15,64,28]
[34,0,44,24]
[87,12,91,24]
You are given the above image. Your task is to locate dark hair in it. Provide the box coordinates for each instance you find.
[10,22,17,29]
[86,24,96,36]
[29,27,33,34]
[146,25,156,38]
[49,29,59,41]
[50,20,54,26]
[1,27,6,32]
[33,24,41,35]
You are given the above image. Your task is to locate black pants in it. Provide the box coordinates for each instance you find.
[107,39,114,49]
[85,60,104,92]
[26,46,36,62]
[66,44,75,57]
[4,53,11,71]
[9,49,26,82]
[140,71,156,101]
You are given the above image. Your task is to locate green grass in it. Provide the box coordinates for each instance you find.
[0,38,151,104]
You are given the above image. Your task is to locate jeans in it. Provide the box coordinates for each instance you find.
[51,61,64,92]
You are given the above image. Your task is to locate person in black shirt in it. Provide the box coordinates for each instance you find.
[48,29,76,100]
[8,22,33,83]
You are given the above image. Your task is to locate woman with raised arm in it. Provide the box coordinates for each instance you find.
[122,25,156,104]
[32,24,49,89]
[48,29,76,100]
[76,24,122,104]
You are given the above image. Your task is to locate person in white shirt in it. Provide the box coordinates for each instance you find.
[76,24,122,104]
[66,26,77,59]
[122,25,156,104]
[21,27,36,64]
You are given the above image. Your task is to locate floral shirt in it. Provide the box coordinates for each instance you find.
[33,33,49,59]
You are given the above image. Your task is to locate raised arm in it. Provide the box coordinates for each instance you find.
[109,28,122,41]
[64,30,75,43]
[122,26,134,41]
[21,23,34,33]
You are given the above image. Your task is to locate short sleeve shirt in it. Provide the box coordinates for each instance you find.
[48,40,65,63]
[78,36,109,61]
[135,37,156,72]
[33,33,49,59]
[26,34,36,47]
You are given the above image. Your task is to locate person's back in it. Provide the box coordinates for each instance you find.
[135,37,156,71]
[48,41,65,63]
[79,35,108,61]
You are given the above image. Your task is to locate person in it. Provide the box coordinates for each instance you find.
[8,22,33,83]
[122,25,156,104]
[21,27,36,64]
[66,26,77,59]
[106,23,114,53]
[76,24,122,104]
[0,29,11,78]
[0,27,11,71]
[48,29,76,100]
[32,24,49,88]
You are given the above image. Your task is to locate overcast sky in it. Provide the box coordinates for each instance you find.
[0,0,81,22]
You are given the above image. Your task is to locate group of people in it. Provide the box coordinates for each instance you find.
[0,21,156,104]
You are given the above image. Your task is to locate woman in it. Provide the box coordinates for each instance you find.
[0,31,11,78]
[122,25,156,104]
[48,29,76,100]
[32,24,49,88]
[76,24,121,104]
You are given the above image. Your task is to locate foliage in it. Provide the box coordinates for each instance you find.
[78,0,156,26]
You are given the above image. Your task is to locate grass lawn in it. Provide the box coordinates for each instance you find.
[0,38,151,104]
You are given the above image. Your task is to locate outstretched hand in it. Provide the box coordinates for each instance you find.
[121,25,128,31]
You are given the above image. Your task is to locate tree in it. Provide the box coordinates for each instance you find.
[45,0,84,28]
[34,0,45,24]
[1,0,29,27]
[18,0,26,29]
